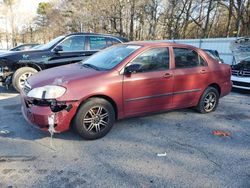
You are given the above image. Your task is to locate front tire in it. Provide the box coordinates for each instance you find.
[73,98,115,140]
[196,87,219,114]
[12,67,38,92]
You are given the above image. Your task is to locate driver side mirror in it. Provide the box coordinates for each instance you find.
[53,45,63,53]
[124,64,141,74]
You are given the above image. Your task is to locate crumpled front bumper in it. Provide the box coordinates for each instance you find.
[20,92,79,132]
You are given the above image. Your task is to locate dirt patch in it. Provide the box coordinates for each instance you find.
[3,104,21,111]
[219,113,250,121]
[0,156,36,162]
[2,169,15,174]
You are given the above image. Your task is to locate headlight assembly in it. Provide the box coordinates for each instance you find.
[27,85,66,99]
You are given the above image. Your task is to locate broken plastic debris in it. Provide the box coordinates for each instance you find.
[212,130,231,137]
[157,152,167,157]
[48,114,57,149]
[0,130,10,135]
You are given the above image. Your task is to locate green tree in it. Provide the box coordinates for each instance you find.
[36,2,52,43]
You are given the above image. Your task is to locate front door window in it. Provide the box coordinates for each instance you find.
[58,35,85,52]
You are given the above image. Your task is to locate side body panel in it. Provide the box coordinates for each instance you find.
[123,70,174,116]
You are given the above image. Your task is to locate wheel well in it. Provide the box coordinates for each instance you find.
[208,83,221,96]
[88,95,118,119]
[18,63,42,72]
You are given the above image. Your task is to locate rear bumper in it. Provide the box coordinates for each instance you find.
[21,93,79,132]
[220,80,232,97]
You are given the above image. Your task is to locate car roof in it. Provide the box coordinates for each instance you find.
[66,32,129,42]
[203,49,218,52]
[125,41,198,49]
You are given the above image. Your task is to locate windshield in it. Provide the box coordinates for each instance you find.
[81,45,141,70]
[36,36,65,50]
[31,44,43,49]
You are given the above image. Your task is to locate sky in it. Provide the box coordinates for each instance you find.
[18,0,49,15]
[0,0,49,30]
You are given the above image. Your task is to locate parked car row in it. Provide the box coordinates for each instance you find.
[0,33,128,91]
[1,33,248,92]
[1,32,247,139]
[20,40,232,140]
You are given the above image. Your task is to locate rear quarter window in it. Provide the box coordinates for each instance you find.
[106,38,120,46]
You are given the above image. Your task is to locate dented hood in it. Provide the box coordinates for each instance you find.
[28,63,103,88]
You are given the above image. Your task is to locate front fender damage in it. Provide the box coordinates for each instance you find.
[24,97,79,132]
[47,100,73,135]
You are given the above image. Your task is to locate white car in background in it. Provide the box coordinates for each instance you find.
[231,57,250,90]
[0,50,7,55]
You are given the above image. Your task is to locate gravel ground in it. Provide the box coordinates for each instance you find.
[0,84,250,188]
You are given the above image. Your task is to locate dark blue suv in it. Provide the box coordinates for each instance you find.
[0,33,129,91]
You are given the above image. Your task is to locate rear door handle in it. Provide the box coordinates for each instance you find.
[163,73,173,78]
[200,69,207,74]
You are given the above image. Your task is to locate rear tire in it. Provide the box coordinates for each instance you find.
[196,87,219,114]
[12,67,37,92]
[73,98,115,140]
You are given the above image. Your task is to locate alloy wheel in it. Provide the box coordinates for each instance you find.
[18,72,34,88]
[203,92,217,112]
[83,106,109,134]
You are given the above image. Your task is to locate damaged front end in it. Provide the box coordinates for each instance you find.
[0,65,12,80]
[30,98,73,113]
[0,62,14,88]
[21,82,79,133]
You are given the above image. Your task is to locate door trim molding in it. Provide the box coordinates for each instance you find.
[125,89,201,102]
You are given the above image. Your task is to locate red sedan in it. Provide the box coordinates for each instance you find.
[21,42,232,140]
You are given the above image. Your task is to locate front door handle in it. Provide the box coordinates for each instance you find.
[163,73,173,78]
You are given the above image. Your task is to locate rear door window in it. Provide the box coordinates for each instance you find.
[89,36,122,50]
[173,48,206,68]
[89,36,107,50]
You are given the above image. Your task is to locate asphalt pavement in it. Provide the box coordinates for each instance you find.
[0,84,250,188]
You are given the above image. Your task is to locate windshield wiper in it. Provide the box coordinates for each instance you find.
[82,63,101,71]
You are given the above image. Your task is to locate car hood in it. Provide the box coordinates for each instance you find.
[28,63,104,88]
[0,50,16,57]
[0,50,8,54]
[0,49,45,58]
[232,61,250,70]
